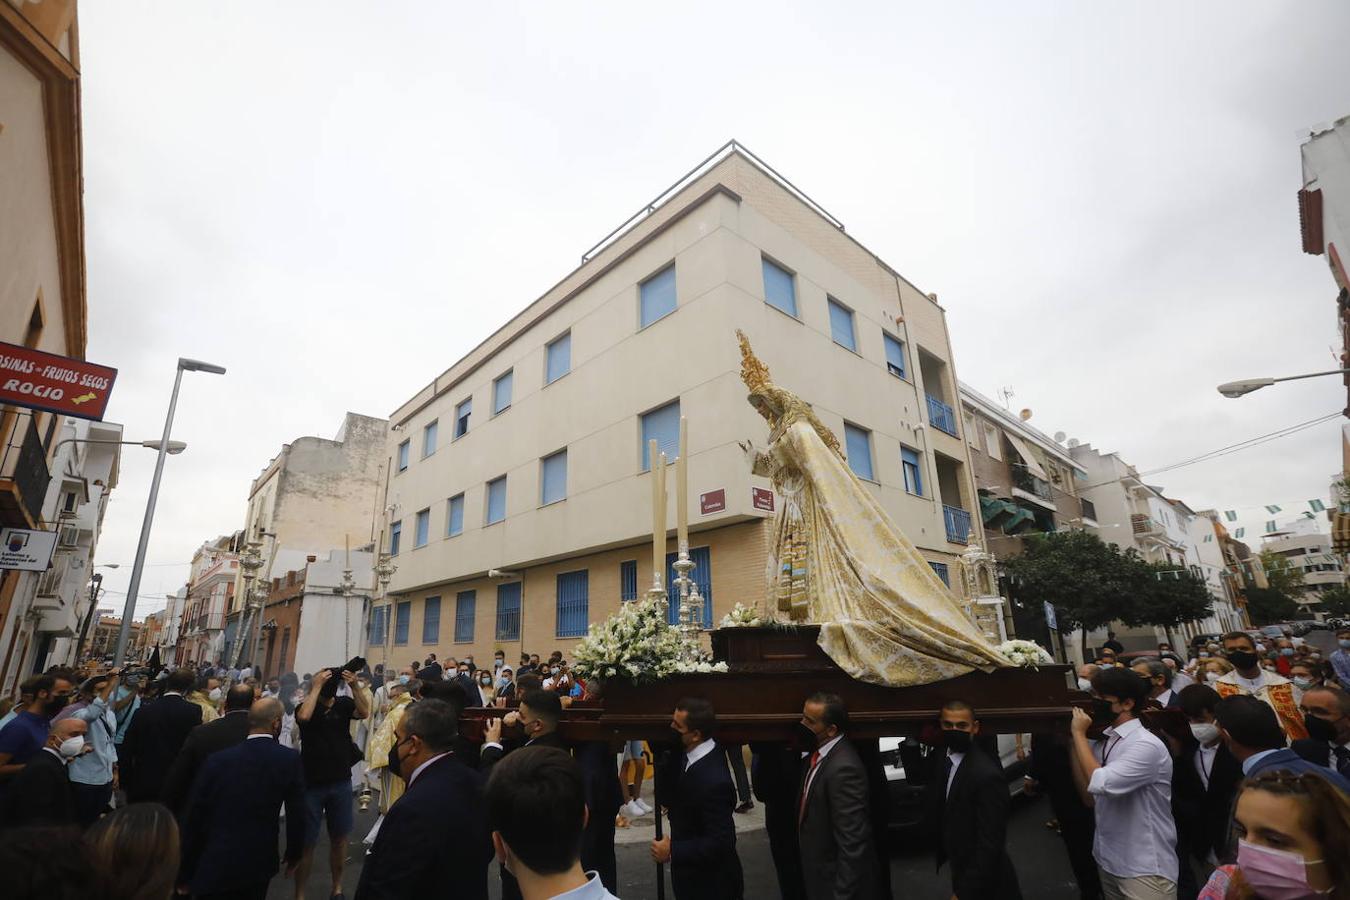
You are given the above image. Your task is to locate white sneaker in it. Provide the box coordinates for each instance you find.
[623,800,646,818]
[635,798,654,814]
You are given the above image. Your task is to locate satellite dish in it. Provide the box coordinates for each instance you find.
[1054,431,1067,443]
[1019,408,1033,421]
[1067,438,1080,448]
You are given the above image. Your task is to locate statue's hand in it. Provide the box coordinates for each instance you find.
[737,439,756,457]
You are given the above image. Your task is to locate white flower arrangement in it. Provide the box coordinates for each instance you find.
[571,595,728,685]
[997,639,1054,668]
[718,602,763,629]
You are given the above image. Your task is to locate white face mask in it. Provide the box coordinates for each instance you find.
[1205,672,1221,683]
[1189,722,1220,744]
[208,687,223,701]
[1076,677,1093,691]
[58,735,85,759]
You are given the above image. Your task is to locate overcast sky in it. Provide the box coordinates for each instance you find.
[76,1,1350,619]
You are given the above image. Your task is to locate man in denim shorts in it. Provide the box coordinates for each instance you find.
[295,668,369,899]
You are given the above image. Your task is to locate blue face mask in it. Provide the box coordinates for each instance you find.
[1339,639,1350,649]
[398,674,410,685]
[1280,648,1295,657]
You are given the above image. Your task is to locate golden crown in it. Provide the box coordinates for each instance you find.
[736,329,772,393]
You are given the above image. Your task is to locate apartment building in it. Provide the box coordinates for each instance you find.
[176,534,242,665]
[1261,531,1345,614]
[365,144,983,670]
[88,615,138,662]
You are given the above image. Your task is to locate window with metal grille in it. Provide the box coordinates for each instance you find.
[620,560,638,601]
[455,591,476,643]
[394,601,411,645]
[929,562,950,587]
[495,583,521,641]
[556,570,589,638]
[664,546,713,627]
[368,606,387,645]
[422,596,440,643]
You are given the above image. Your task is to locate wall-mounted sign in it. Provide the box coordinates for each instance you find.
[0,527,58,572]
[0,340,118,421]
[752,487,775,512]
[699,489,726,515]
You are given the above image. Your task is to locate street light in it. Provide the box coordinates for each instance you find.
[1217,367,1350,398]
[54,437,187,454]
[113,357,226,665]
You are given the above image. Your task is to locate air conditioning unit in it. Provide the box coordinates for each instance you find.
[58,525,79,548]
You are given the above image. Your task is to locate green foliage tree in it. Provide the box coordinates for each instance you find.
[1120,562,1214,648]
[1244,587,1300,625]
[1315,586,1350,619]
[1259,549,1306,596]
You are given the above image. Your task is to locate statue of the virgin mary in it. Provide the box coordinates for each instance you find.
[736,330,1009,687]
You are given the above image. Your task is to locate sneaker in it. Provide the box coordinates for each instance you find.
[623,800,647,819]
[734,800,755,814]
[634,797,654,814]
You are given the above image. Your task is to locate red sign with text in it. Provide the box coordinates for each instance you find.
[752,487,775,511]
[0,341,117,421]
[699,489,726,515]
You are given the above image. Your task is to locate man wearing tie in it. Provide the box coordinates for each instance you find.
[795,692,877,900]
[1293,686,1350,780]
[650,697,743,900]
[900,700,1020,899]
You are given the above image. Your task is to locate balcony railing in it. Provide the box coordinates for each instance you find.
[926,394,959,437]
[943,505,973,544]
[1011,464,1054,501]
[1,418,52,522]
[1131,513,1159,535]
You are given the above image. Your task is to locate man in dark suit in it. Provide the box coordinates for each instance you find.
[1172,684,1244,889]
[1133,659,1183,709]
[751,743,806,900]
[161,684,255,814]
[1294,686,1350,780]
[0,717,85,829]
[899,700,1019,900]
[178,698,306,900]
[416,654,443,683]
[1215,694,1350,791]
[120,668,204,803]
[651,697,743,900]
[355,699,492,899]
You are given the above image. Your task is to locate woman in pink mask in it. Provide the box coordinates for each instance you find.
[1198,770,1348,899]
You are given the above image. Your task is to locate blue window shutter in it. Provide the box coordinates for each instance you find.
[844,424,874,481]
[414,509,430,547]
[495,583,521,640]
[541,450,567,504]
[929,562,950,587]
[369,606,387,644]
[390,521,402,556]
[620,560,638,601]
[423,421,437,457]
[455,398,472,438]
[455,591,476,643]
[546,333,571,384]
[487,477,507,524]
[828,300,856,351]
[556,570,589,638]
[902,447,924,496]
[640,264,677,327]
[397,440,410,471]
[493,371,513,415]
[665,546,713,627]
[762,258,797,317]
[884,334,906,378]
[641,400,681,470]
[422,597,440,643]
[447,494,464,536]
[395,601,410,644]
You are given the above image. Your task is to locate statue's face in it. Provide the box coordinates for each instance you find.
[749,392,778,425]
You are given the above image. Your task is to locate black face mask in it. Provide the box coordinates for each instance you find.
[1090,698,1119,726]
[388,738,409,781]
[792,722,819,751]
[941,730,973,753]
[45,694,70,716]
[1226,650,1258,670]
[1304,714,1339,743]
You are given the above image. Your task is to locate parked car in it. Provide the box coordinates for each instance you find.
[879,732,1028,830]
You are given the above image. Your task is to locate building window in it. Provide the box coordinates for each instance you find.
[454,397,472,439]
[455,590,476,643]
[546,332,571,385]
[493,370,513,415]
[422,420,438,458]
[541,449,567,505]
[486,476,507,525]
[929,562,950,587]
[762,257,798,317]
[394,601,411,645]
[827,299,856,352]
[640,264,677,328]
[901,446,924,496]
[422,596,441,643]
[883,333,906,379]
[964,413,979,449]
[278,627,291,672]
[664,546,713,627]
[414,508,430,548]
[389,520,402,556]
[397,439,410,472]
[982,423,1002,461]
[447,494,464,536]
[495,582,521,641]
[844,423,874,481]
[368,606,387,645]
[641,400,681,471]
[556,570,589,638]
[620,560,638,601]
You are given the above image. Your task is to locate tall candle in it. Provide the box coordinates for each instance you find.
[650,439,663,584]
[677,417,689,551]
[657,451,668,581]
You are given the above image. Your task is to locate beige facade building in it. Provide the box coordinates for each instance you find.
[1261,531,1345,614]
[366,145,983,670]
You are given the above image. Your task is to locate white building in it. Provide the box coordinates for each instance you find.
[1260,530,1345,615]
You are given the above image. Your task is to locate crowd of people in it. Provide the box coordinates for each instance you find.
[0,628,1347,899]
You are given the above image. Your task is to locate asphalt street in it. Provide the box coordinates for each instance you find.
[267,792,1082,900]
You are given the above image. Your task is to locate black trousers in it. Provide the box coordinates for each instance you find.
[722,743,751,804]
[71,781,113,829]
[580,806,618,894]
[194,884,268,900]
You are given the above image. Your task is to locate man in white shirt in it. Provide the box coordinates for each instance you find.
[1070,666,1178,899]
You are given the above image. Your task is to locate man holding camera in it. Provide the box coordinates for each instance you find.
[295,666,369,900]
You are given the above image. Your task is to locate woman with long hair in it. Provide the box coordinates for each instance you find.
[85,803,180,900]
[1199,771,1350,899]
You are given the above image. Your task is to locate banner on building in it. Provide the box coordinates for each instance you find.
[0,341,118,422]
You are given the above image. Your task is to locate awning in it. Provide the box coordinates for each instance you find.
[1004,432,1051,481]
[1004,507,1038,533]
[1334,510,1350,552]
[980,496,1017,527]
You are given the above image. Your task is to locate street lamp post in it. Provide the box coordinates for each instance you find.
[114,358,226,665]
[1216,368,1350,398]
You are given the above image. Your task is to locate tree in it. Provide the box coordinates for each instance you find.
[1121,562,1214,649]
[1244,587,1299,625]
[1259,549,1306,596]
[1316,586,1350,619]
[1002,531,1143,656]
